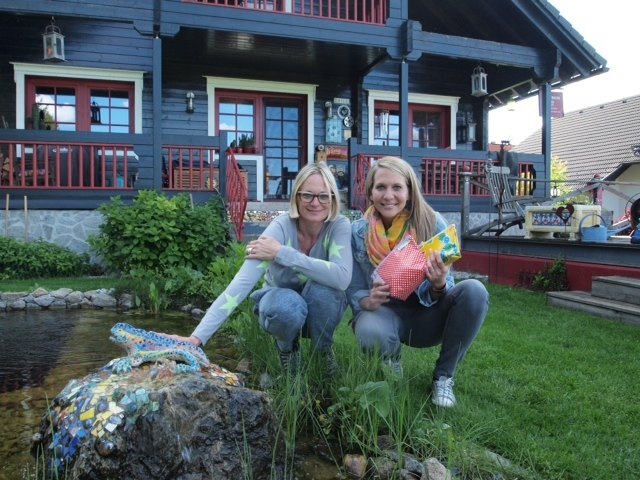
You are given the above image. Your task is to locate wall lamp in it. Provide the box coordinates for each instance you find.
[43,17,65,62]
[185,92,195,114]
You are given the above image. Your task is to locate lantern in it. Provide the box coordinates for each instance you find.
[471,65,488,97]
[43,17,65,62]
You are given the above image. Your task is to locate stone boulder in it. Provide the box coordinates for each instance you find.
[32,361,279,479]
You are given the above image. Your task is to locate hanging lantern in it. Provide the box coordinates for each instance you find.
[470,65,487,97]
[43,17,65,62]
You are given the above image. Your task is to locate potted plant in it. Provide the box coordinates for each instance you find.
[245,134,256,154]
[237,134,249,154]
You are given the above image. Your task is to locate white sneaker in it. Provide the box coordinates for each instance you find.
[432,376,456,407]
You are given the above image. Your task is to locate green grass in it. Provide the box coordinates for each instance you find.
[0,276,121,293]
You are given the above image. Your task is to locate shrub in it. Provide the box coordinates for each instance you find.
[88,191,231,275]
[0,236,96,280]
[531,257,568,292]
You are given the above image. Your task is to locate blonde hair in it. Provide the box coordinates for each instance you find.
[289,162,341,222]
[365,156,437,242]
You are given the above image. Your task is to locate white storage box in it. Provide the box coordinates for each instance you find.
[524,205,601,240]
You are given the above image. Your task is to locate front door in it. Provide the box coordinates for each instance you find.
[263,98,303,200]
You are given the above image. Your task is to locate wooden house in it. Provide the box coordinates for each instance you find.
[0,0,607,242]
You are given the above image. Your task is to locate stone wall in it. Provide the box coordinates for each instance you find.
[1,209,103,258]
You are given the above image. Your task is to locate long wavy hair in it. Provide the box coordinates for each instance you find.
[365,156,437,242]
[289,162,341,222]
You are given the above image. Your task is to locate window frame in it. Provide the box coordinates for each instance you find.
[27,77,135,133]
[12,63,144,133]
[367,90,459,149]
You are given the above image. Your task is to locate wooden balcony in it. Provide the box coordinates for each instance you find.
[1,141,138,190]
[184,0,388,25]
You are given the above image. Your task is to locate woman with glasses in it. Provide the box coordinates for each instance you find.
[346,156,489,407]
[164,162,352,375]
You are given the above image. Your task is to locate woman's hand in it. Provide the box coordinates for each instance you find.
[362,279,391,311]
[425,251,450,291]
[245,235,280,261]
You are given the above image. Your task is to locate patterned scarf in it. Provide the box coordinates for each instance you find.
[364,206,414,266]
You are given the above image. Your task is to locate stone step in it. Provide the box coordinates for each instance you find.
[546,290,640,327]
[590,275,640,306]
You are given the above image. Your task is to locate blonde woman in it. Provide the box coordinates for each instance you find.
[346,156,489,407]
[166,162,352,374]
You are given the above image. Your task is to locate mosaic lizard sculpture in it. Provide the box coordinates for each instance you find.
[108,322,210,374]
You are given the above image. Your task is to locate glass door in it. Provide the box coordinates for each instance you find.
[264,99,303,200]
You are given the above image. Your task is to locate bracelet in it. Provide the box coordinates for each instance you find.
[430,283,447,294]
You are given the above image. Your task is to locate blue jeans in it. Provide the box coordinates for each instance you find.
[352,279,489,379]
[252,282,347,353]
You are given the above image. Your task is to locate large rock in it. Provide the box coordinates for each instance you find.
[32,362,279,479]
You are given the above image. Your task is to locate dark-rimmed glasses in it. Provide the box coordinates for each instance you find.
[297,191,333,204]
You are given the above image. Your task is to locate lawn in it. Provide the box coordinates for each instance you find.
[385,283,640,479]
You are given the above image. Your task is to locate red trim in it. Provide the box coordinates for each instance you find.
[457,252,640,291]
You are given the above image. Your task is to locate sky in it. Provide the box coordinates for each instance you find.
[488,0,640,145]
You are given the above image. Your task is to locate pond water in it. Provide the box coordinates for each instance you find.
[0,309,340,480]
[0,309,239,480]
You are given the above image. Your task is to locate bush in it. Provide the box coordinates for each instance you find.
[0,236,96,280]
[531,257,568,291]
[112,242,248,312]
[88,191,231,275]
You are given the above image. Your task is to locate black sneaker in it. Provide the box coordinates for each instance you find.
[276,337,300,374]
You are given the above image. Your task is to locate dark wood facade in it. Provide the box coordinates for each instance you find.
[0,0,606,213]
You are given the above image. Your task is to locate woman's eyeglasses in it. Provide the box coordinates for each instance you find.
[297,192,333,204]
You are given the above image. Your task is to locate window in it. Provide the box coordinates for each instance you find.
[89,88,132,133]
[367,91,458,149]
[411,105,449,149]
[27,77,134,133]
[218,96,255,148]
[373,102,399,146]
[373,101,450,148]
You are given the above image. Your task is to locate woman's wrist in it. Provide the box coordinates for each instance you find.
[430,282,447,295]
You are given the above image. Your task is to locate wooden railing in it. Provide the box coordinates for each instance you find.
[350,154,500,212]
[1,141,138,189]
[162,145,219,191]
[162,144,248,239]
[225,149,249,240]
[184,0,388,25]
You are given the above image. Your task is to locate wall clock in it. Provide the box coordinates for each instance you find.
[337,105,351,119]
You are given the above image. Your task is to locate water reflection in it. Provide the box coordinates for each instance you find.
[0,309,208,480]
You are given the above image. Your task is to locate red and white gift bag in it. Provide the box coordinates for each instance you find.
[372,235,427,300]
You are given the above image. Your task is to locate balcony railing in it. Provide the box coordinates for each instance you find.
[163,145,219,191]
[1,141,138,189]
[349,154,538,212]
[185,0,388,25]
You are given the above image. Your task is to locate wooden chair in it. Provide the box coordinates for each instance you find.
[172,168,217,190]
[469,164,532,236]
